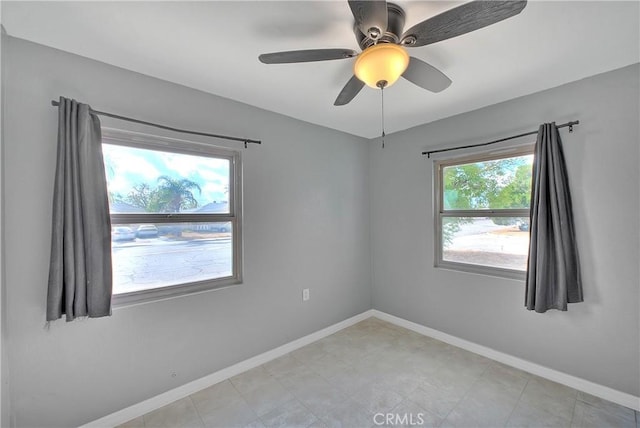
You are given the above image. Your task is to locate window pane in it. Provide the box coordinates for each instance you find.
[103,144,230,214]
[442,217,529,271]
[111,222,233,294]
[443,154,533,210]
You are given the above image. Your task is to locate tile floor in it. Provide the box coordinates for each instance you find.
[119,318,639,428]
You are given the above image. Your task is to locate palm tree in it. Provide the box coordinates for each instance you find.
[153,176,202,212]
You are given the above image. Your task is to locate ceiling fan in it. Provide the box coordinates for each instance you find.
[259,0,527,106]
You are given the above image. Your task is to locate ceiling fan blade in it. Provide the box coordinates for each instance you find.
[348,0,388,39]
[401,0,527,47]
[334,75,365,106]
[259,49,358,64]
[402,57,452,93]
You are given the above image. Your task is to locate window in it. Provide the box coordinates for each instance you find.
[102,129,242,305]
[434,147,533,278]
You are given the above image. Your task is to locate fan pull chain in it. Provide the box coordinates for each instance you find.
[381,86,386,149]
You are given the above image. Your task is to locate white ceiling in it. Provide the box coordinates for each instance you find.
[2,1,639,138]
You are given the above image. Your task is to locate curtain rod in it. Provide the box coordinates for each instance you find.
[422,120,579,158]
[50,100,262,148]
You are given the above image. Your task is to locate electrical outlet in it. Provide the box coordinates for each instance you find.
[302,288,310,301]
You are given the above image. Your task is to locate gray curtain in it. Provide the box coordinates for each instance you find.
[525,122,583,312]
[47,97,112,321]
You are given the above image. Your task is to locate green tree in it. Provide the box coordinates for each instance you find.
[442,164,487,246]
[488,164,532,225]
[441,157,531,245]
[443,159,523,210]
[489,164,532,209]
[151,176,202,212]
[124,183,155,210]
[442,162,503,245]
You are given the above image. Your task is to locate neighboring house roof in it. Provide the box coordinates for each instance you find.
[109,201,146,213]
[192,201,229,213]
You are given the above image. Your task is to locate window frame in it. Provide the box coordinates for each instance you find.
[102,128,243,306]
[433,145,534,280]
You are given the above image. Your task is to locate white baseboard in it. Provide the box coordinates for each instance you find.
[84,308,639,427]
[81,310,375,428]
[371,310,640,412]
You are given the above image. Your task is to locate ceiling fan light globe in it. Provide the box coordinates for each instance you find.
[353,43,409,89]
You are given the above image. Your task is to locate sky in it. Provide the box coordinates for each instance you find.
[102,143,229,206]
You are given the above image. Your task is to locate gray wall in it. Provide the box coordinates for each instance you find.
[3,33,639,427]
[1,26,9,428]
[370,63,640,397]
[2,37,371,427]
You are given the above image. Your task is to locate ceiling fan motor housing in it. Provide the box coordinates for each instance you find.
[354,3,406,49]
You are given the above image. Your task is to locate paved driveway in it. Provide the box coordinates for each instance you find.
[445,218,529,270]
[112,237,232,294]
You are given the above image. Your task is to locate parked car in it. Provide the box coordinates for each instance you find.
[212,223,231,233]
[112,226,136,241]
[517,219,530,232]
[136,224,159,238]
